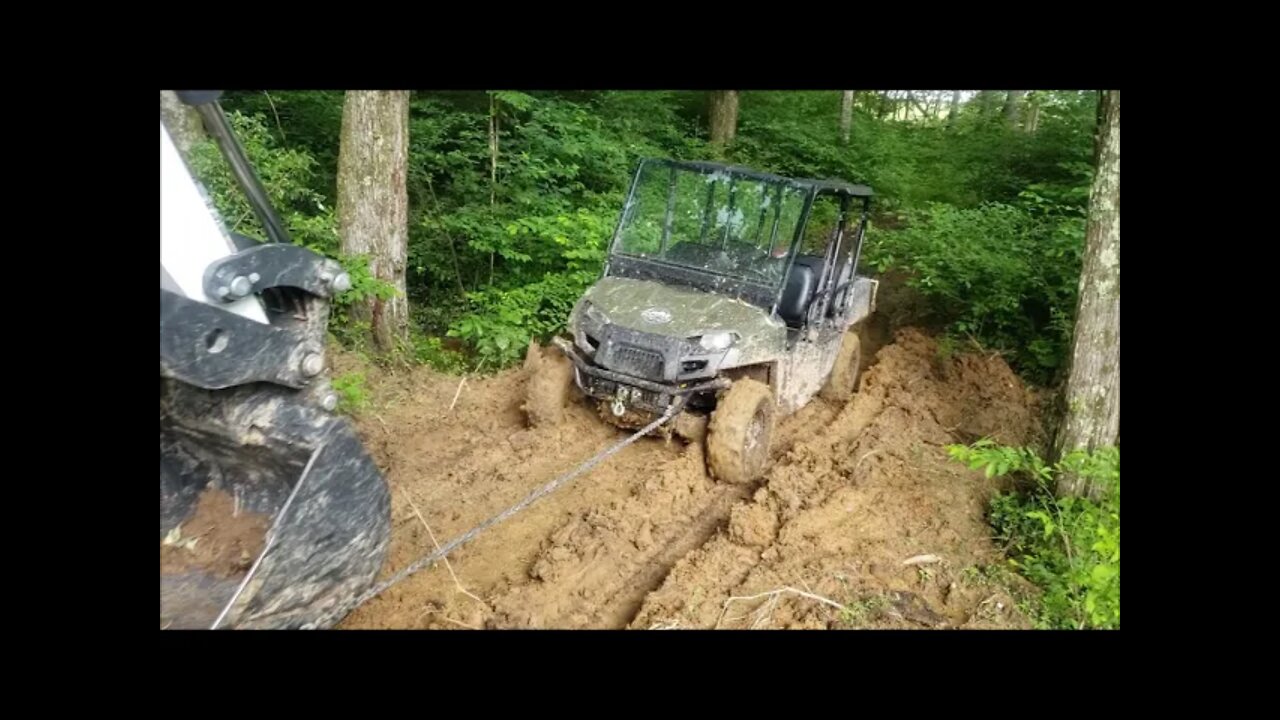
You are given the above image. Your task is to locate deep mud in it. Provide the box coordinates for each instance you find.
[335,320,1043,630]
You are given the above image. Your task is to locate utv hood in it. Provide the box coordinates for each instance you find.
[578,276,785,340]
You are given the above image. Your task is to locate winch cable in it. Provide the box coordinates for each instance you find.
[340,398,686,618]
[210,443,324,630]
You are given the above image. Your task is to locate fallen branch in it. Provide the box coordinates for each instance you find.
[854,450,882,473]
[716,586,848,629]
[400,490,486,609]
[448,377,468,412]
[448,358,488,413]
[902,554,942,566]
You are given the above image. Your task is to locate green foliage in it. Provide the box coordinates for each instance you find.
[327,254,399,348]
[331,372,370,414]
[865,201,1085,382]
[447,271,592,366]
[948,440,1120,629]
[410,334,469,374]
[186,110,340,255]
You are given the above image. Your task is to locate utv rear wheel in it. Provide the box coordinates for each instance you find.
[820,331,862,402]
[706,378,776,485]
[524,344,574,428]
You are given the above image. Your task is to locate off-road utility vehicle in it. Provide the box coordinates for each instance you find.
[524,159,877,484]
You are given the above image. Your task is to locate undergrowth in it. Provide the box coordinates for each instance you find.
[948,439,1120,629]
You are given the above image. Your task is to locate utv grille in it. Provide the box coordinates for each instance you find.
[612,344,664,380]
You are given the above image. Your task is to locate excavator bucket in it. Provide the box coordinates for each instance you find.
[160,382,389,629]
[160,92,390,629]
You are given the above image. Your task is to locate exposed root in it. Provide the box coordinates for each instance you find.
[715,586,848,629]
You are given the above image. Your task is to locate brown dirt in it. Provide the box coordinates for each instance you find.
[334,324,1043,630]
[161,487,268,579]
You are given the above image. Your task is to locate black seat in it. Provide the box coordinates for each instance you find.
[779,254,825,326]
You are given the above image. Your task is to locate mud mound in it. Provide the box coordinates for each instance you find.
[630,328,1041,629]
[335,325,1041,630]
[161,487,268,579]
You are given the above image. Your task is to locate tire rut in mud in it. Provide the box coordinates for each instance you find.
[629,328,1042,630]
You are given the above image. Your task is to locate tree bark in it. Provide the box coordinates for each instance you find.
[708,91,740,147]
[1025,94,1041,133]
[1055,90,1120,499]
[947,90,962,129]
[978,90,997,119]
[840,90,855,144]
[1003,90,1026,127]
[160,90,206,158]
[337,90,411,353]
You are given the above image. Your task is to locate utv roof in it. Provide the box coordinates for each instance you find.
[645,158,874,198]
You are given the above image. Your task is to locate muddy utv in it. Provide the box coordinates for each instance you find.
[525,159,877,484]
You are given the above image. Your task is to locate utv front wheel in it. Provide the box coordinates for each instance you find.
[820,331,862,402]
[706,378,776,485]
[523,344,574,428]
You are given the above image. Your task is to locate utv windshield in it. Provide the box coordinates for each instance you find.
[610,160,810,292]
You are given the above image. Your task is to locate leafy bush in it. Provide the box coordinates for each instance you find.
[410,334,469,374]
[864,201,1084,382]
[186,111,340,255]
[331,372,370,414]
[948,440,1120,629]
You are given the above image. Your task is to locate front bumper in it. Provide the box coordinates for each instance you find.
[551,336,728,415]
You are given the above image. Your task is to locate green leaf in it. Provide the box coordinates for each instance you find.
[1090,565,1116,584]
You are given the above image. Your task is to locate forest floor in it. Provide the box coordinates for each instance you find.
[334,279,1046,630]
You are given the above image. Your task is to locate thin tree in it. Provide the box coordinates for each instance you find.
[979,90,997,119]
[1055,90,1120,499]
[947,90,962,129]
[1024,91,1042,133]
[840,90,855,144]
[1003,90,1026,127]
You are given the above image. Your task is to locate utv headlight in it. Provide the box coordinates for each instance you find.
[583,301,609,325]
[698,332,736,351]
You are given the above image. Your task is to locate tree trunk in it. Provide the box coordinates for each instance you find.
[947,90,962,129]
[337,90,411,353]
[840,90,855,144]
[708,91,739,147]
[160,90,205,158]
[1025,94,1041,133]
[1055,90,1120,499]
[979,90,996,118]
[1003,90,1026,127]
